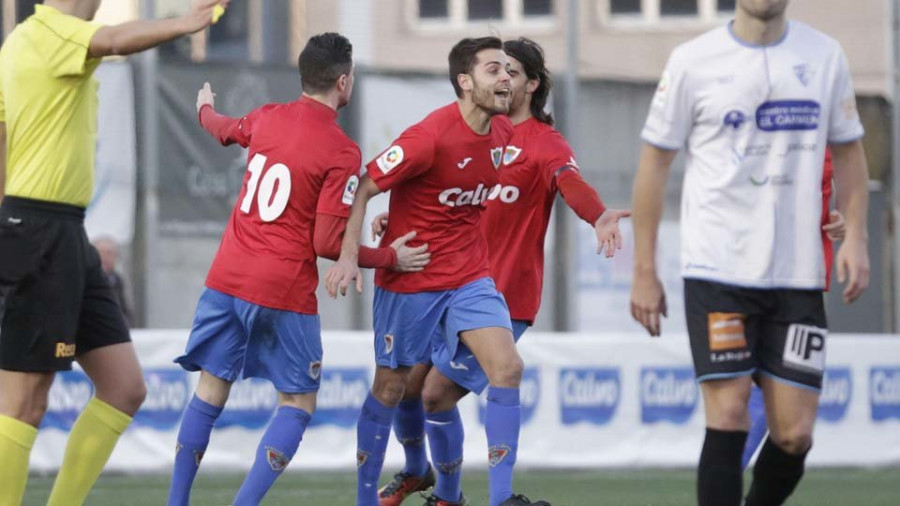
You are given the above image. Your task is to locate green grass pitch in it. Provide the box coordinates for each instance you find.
[23,468,899,505]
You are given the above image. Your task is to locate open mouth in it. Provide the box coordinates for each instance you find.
[494,89,510,100]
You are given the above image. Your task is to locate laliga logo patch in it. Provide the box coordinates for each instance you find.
[266,447,289,471]
[308,361,322,380]
[488,445,511,467]
[491,147,504,169]
[342,175,359,205]
[503,146,522,165]
[376,146,404,174]
[357,449,369,468]
[652,71,671,108]
[384,334,394,354]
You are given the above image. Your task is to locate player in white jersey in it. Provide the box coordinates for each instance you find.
[630,1,870,505]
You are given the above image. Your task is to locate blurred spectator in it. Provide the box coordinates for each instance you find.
[92,237,135,327]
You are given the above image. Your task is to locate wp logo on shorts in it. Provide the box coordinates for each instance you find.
[217,377,277,430]
[311,368,369,428]
[479,368,540,426]
[42,371,93,431]
[641,367,697,424]
[559,368,620,426]
[870,367,900,422]
[818,367,852,423]
[133,369,190,430]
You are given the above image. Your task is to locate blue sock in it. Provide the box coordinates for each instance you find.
[394,398,429,477]
[168,395,223,506]
[357,393,395,506]
[486,386,520,506]
[426,407,465,502]
[742,386,768,469]
[233,405,311,506]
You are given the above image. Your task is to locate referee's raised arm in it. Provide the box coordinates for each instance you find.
[89,0,226,57]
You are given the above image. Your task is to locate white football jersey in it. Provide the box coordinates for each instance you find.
[642,21,864,290]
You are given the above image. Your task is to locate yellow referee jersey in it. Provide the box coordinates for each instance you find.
[0,5,103,208]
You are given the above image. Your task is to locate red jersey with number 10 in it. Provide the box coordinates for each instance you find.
[368,103,514,292]
[482,118,577,323]
[204,97,361,314]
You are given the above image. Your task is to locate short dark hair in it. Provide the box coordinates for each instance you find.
[447,36,503,98]
[298,33,353,94]
[503,38,554,125]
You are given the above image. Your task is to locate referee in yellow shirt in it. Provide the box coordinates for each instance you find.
[0,1,227,504]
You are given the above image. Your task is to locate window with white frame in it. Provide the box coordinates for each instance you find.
[414,0,555,29]
[608,0,735,24]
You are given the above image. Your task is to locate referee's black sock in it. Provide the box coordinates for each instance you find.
[697,428,747,506]
[745,436,810,506]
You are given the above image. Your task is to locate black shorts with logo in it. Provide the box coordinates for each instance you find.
[0,197,130,372]
[684,279,827,391]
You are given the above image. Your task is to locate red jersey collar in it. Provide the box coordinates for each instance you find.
[299,95,339,122]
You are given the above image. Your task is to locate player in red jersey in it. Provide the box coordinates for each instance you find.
[370,38,630,506]
[325,37,549,506]
[166,33,427,506]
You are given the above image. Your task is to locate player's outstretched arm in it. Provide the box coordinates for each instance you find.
[325,175,382,298]
[89,0,227,58]
[630,143,677,337]
[556,169,631,258]
[831,139,870,303]
[194,82,246,146]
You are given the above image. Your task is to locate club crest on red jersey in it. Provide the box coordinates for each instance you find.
[488,444,511,467]
[490,147,504,169]
[503,146,522,165]
[266,446,290,471]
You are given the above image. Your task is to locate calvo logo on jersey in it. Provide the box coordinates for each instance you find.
[559,368,620,426]
[217,377,277,430]
[42,371,94,431]
[870,367,900,422]
[818,367,852,423]
[311,368,369,428]
[756,100,820,131]
[641,367,697,424]
[439,184,495,208]
[479,368,540,426]
[133,369,190,430]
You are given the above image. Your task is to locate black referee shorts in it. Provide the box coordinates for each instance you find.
[0,196,131,372]
[684,279,828,391]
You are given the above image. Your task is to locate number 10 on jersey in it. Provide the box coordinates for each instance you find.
[240,153,292,222]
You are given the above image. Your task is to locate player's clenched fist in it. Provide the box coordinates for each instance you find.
[325,256,362,298]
